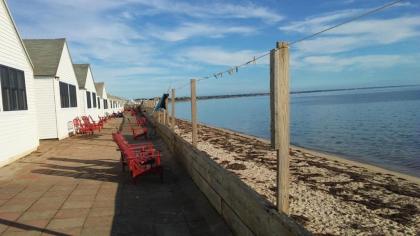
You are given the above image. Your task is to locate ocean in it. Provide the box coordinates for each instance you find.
[173,86,420,177]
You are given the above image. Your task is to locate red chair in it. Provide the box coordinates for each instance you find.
[112,132,153,155]
[112,132,162,182]
[136,117,147,126]
[73,118,93,135]
[132,126,148,140]
[98,116,108,123]
[89,115,104,129]
[82,116,101,132]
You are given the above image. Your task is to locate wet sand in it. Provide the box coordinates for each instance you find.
[173,119,420,236]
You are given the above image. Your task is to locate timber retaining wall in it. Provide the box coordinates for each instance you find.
[150,117,310,236]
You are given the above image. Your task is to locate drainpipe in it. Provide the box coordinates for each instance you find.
[53,76,60,139]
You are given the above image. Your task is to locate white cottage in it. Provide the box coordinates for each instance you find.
[0,0,39,166]
[74,64,99,121]
[94,82,108,116]
[108,94,125,113]
[23,38,80,140]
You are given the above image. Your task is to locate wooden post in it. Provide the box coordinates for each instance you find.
[162,110,166,125]
[270,41,290,214]
[165,97,169,125]
[190,79,198,147]
[171,89,175,129]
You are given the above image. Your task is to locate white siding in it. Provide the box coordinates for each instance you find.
[83,68,100,121]
[54,43,79,140]
[34,78,57,139]
[0,0,39,166]
[78,89,86,116]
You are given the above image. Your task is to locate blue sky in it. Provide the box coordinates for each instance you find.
[8,0,420,98]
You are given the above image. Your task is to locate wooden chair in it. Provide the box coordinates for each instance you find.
[73,118,93,135]
[81,116,101,132]
[112,132,162,183]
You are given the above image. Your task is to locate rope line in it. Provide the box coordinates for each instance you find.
[169,0,405,89]
[289,0,405,45]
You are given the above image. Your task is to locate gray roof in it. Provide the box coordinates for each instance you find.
[94,82,104,97]
[73,64,89,89]
[108,94,127,102]
[23,38,65,76]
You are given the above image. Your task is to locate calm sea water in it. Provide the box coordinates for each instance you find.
[173,86,420,177]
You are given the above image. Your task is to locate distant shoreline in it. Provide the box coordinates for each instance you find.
[168,84,419,102]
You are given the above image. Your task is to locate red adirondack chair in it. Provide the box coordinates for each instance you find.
[81,116,101,132]
[89,115,104,129]
[136,117,147,126]
[112,132,162,183]
[132,126,148,140]
[73,118,94,135]
[123,146,162,183]
[98,116,107,123]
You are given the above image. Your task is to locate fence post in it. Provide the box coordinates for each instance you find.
[191,79,198,147]
[165,96,169,125]
[171,89,176,130]
[270,41,290,214]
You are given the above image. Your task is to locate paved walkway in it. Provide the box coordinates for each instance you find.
[0,117,231,236]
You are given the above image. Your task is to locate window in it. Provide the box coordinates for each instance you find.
[59,82,77,108]
[104,99,108,109]
[59,82,69,108]
[69,84,77,107]
[92,92,97,108]
[86,91,91,108]
[1,65,27,111]
[97,97,100,109]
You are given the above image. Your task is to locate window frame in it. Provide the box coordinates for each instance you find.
[59,81,70,108]
[69,84,77,107]
[86,91,91,109]
[92,92,97,108]
[0,64,28,111]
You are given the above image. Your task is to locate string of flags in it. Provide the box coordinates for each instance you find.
[198,53,265,82]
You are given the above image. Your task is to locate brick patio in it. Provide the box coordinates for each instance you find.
[0,118,231,236]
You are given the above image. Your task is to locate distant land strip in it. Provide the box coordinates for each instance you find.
[136,84,419,101]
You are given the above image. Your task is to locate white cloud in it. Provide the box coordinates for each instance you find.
[179,47,267,66]
[128,0,283,23]
[149,22,256,42]
[280,9,363,34]
[281,10,420,55]
[299,54,417,72]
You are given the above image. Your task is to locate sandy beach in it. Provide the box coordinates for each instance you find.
[173,119,420,235]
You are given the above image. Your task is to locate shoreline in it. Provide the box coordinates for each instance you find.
[176,118,419,182]
[172,118,420,235]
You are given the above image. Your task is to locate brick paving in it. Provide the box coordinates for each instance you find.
[0,117,231,236]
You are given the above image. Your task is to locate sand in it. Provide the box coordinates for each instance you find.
[173,119,420,236]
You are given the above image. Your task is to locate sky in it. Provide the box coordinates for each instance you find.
[8,0,420,98]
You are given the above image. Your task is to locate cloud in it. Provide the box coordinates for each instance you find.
[149,22,256,42]
[280,10,420,55]
[298,54,417,72]
[179,46,267,66]
[128,0,283,23]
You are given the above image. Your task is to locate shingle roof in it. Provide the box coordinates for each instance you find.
[94,82,104,97]
[108,94,127,102]
[23,38,65,76]
[73,64,89,89]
